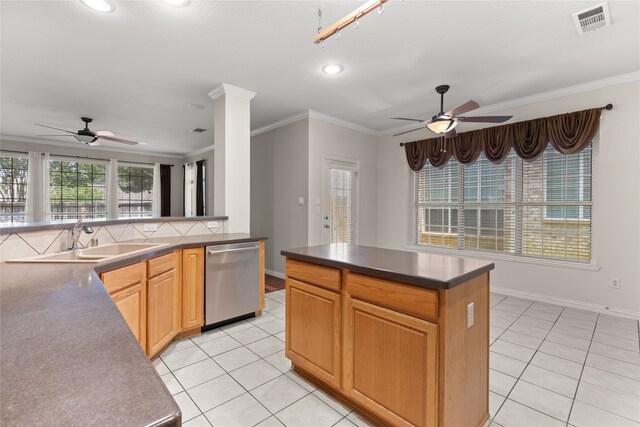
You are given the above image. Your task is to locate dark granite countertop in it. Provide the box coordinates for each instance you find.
[281,244,494,289]
[0,233,266,427]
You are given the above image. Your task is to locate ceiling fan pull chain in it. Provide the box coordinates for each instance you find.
[317,9,322,34]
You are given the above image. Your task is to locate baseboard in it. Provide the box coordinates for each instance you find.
[491,285,640,321]
[265,269,285,280]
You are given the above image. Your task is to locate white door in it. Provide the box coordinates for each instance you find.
[322,159,358,244]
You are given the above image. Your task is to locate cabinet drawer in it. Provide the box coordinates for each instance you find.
[345,273,438,322]
[101,262,145,294]
[148,251,178,278]
[286,259,341,292]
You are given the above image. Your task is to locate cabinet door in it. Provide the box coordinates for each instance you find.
[110,282,147,353]
[147,269,181,357]
[182,248,204,330]
[344,297,437,427]
[286,278,341,388]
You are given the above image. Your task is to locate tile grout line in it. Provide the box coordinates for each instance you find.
[491,301,577,425]
[564,312,599,426]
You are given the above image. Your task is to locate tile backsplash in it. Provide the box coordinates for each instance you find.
[0,220,225,261]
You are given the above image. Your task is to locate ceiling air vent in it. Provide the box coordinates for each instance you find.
[573,2,611,36]
[189,127,207,134]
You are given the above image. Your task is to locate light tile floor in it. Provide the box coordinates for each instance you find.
[155,290,640,427]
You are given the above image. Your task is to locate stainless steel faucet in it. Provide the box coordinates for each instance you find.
[69,220,94,250]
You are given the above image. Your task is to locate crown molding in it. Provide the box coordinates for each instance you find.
[0,135,183,159]
[250,111,310,137]
[250,109,381,138]
[383,70,640,136]
[307,110,380,136]
[208,83,257,101]
[183,144,215,159]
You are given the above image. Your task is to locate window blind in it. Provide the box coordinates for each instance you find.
[328,164,357,244]
[415,144,592,262]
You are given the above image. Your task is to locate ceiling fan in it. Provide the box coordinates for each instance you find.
[34,117,139,145]
[391,85,513,138]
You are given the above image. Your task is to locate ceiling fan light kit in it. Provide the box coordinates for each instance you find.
[391,84,514,138]
[35,117,139,146]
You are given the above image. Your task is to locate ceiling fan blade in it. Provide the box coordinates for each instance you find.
[34,123,76,134]
[95,130,114,137]
[37,134,74,137]
[444,128,457,139]
[390,117,426,123]
[393,127,425,137]
[445,100,480,118]
[457,115,513,123]
[98,135,139,145]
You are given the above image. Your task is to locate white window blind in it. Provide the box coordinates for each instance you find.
[415,144,592,262]
[328,163,357,244]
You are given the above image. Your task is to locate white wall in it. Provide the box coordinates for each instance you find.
[376,81,640,314]
[250,119,309,274]
[0,139,185,216]
[307,119,378,247]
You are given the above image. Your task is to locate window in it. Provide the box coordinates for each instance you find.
[415,144,593,262]
[0,155,28,223]
[118,165,154,218]
[50,159,107,221]
[326,161,358,244]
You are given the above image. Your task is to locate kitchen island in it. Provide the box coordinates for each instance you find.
[281,244,495,427]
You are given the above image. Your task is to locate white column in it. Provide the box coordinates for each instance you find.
[208,83,256,233]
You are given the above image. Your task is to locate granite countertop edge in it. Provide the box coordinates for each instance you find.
[281,244,495,290]
[0,233,266,427]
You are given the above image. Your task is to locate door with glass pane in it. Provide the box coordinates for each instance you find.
[323,159,358,244]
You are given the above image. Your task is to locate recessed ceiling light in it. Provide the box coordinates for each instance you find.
[162,0,190,6]
[80,0,115,13]
[322,64,344,75]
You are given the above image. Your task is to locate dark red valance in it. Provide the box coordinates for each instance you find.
[403,108,601,171]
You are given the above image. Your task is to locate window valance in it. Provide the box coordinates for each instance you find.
[403,107,602,171]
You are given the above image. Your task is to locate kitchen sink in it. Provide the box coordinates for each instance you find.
[6,243,168,263]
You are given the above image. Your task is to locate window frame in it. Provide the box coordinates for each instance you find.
[117,163,155,219]
[0,154,29,224]
[412,144,595,266]
[49,156,108,221]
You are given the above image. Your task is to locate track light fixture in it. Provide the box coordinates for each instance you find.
[313,0,389,45]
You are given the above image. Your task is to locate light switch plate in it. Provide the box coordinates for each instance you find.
[207,221,218,229]
[143,223,158,232]
[467,303,474,328]
[315,206,321,214]
[297,197,304,205]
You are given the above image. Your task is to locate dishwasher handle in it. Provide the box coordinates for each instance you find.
[208,246,258,255]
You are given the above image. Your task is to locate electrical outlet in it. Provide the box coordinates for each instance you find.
[611,277,621,289]
[143,223,158,232]
[467,302,474,328]
[207,221,218,229]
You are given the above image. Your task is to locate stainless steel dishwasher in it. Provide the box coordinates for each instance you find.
[205,241,261,327]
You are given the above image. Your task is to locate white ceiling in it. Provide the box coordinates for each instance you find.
[1,1,639,155]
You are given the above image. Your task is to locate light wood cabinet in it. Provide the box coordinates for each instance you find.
[101,261,147,352]
[286,278,342,388]
[109,279,147,353]
[344,297,437,427]
[182,248,204,330]
[284,257,490,427]
[147,252,181,358]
